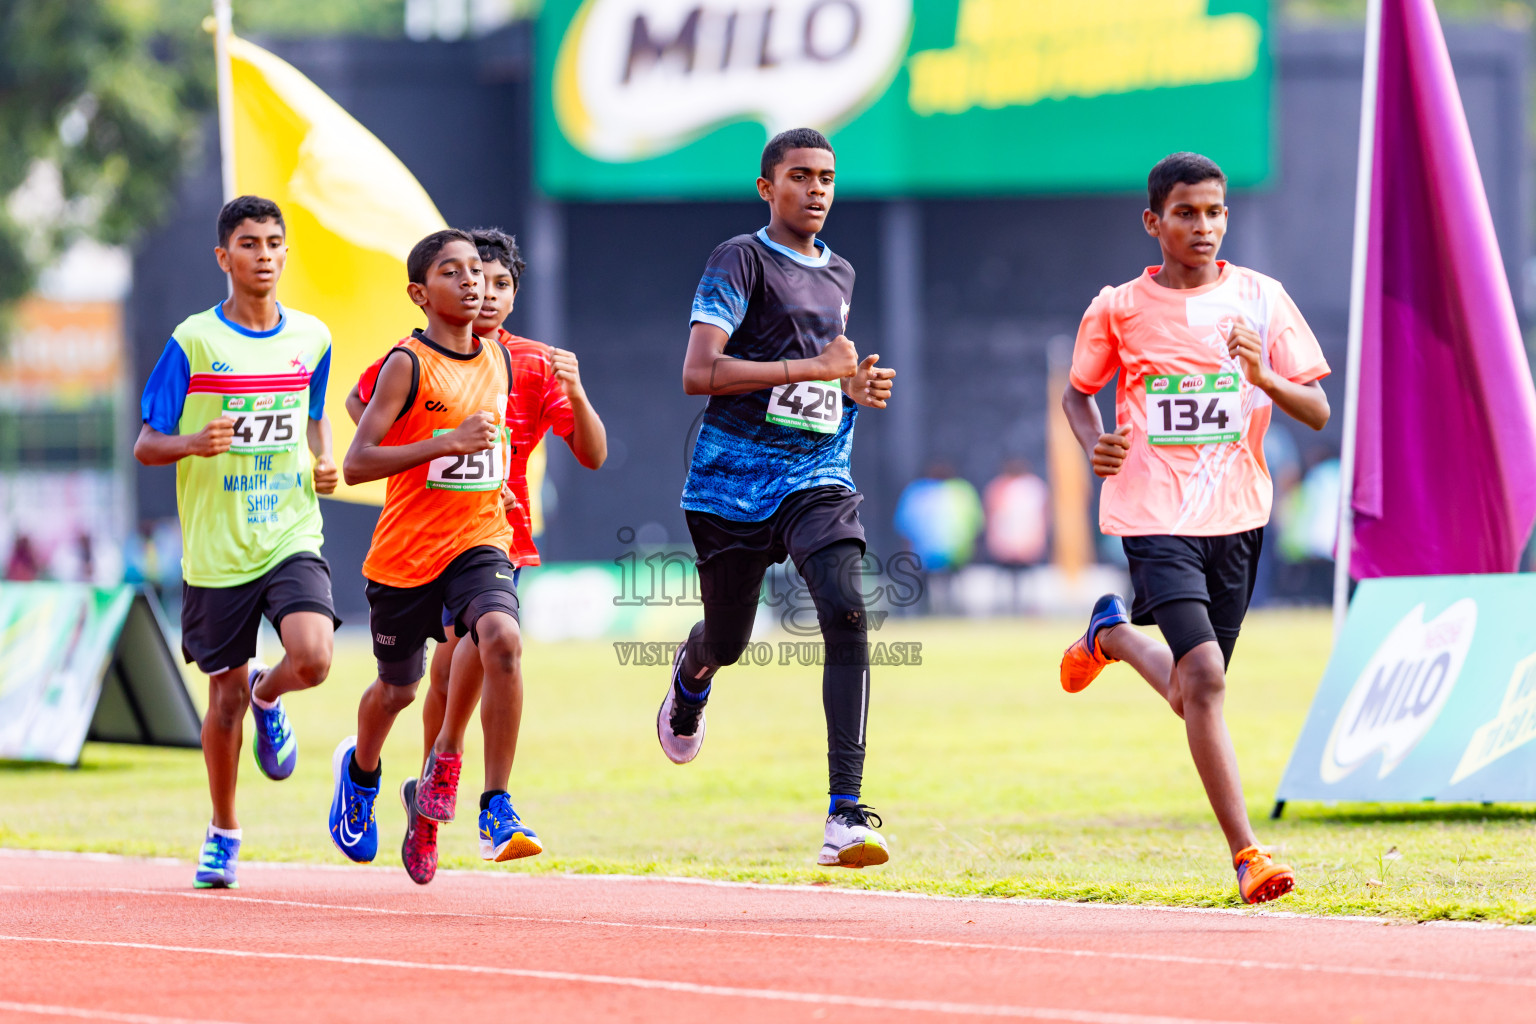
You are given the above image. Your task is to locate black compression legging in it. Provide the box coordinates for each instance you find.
[678,540,869,797]
[1151,599,1239,667]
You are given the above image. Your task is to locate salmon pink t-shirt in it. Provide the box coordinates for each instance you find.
[1070,262,1330,537]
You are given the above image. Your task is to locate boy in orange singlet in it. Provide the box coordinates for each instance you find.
[345,229,607,883]
[1058,153,1331,904]
[328,228,539,866]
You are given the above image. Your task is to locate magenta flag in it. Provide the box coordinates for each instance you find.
[1350,0,1536,578]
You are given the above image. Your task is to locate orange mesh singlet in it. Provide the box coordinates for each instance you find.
[362,332,515,588]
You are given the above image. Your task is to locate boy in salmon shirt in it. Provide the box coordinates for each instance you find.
[1059,153,1331,904]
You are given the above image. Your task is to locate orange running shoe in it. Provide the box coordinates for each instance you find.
[1059,594,1129,693]
[1234,846,1295,904]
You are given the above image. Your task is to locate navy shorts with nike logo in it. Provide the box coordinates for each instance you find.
[365,544,520,685]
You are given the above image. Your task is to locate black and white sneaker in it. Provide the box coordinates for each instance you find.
[818,800,889,868]
[657,644,707,764]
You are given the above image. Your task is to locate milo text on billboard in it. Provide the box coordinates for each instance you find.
[1319,600,1475,783]
[1276,576,1536,807]
[537,0,1271,197]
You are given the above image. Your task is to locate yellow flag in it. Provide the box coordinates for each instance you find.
[228,35,444,505]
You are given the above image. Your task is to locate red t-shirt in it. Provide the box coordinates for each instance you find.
[357,328,575,566]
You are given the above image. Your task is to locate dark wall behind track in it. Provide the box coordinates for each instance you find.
[130,25,1530,621]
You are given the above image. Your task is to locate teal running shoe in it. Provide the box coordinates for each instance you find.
[193,826,240,889]
[248,663,297,781]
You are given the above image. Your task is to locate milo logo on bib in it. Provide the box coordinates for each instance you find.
[1144,373,1243,447]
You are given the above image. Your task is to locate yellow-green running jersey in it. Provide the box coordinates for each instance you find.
[140,303,333,587]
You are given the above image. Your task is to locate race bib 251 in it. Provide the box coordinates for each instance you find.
[426,428,506,491]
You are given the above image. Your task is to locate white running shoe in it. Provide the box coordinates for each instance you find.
[818,800,889,868]
[656,644,707,764]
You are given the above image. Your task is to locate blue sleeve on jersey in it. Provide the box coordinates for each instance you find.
[690,243,756,337]
[141,339,190,434]
[308,346,331,420]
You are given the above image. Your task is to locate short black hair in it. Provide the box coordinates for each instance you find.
[407,228,477,285]
[217,195,284,249]
[1147,152,1227,215]
[760,128,835,180]
[468,227,526,289]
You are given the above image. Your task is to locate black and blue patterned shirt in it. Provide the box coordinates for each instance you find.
[682,228,858,521]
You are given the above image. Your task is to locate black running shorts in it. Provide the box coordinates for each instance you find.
[687,485,866,608]
[1121,529,1263,640]
[365,545,520,684]
[180,552,340,675]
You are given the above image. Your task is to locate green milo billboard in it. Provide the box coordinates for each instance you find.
[536,0,1272,198]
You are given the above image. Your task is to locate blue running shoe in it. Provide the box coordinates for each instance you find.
[1060,594,1130,694]
[248,664,297,781]
[478,792,543,862]
[328,736,378,863]
[193,826,240,889]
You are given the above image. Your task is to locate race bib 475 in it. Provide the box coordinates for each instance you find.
[222,392,302,453]
[1144,373,1243,446]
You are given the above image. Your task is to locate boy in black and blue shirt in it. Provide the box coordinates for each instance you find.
[658,128,897,868]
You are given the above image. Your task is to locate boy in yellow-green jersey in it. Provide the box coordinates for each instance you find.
[135,196,341,889]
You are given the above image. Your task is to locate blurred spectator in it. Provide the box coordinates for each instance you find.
[1280,457,1340,562]
[1272,454,1340,602]
[5,535,40,581]
[894,463,985,571]
[982,459,1049,566]
[48,532,93,582]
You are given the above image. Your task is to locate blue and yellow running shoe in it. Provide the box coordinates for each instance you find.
[328,736,378,863]
[193,826,240,889]
[248,663,297,781]
[478,792,542,862]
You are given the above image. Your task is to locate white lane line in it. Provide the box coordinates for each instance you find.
[0,1003,245,1024]
[0,934,1261,1024]
[0,847,1391,924]
[2,885,1530,991]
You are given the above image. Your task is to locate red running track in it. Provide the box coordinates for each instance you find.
[0,849,1532,1023]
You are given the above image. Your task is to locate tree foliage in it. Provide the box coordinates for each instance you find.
[0,0,403,328]
[0,0,210,311]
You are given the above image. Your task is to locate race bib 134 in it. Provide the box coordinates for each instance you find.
[1144,373,1243,446]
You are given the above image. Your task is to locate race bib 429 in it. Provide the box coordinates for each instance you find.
[767,380,841,433]
[1144,373,1243,446]
[222,392,302,453]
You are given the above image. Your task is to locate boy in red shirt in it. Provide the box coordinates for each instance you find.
[346,228,606,882]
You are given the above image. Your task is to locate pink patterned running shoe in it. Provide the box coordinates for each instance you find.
[414,749,462,823]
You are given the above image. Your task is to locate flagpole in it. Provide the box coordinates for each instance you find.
[212,0,236,203]
[1333,0,1384,638]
